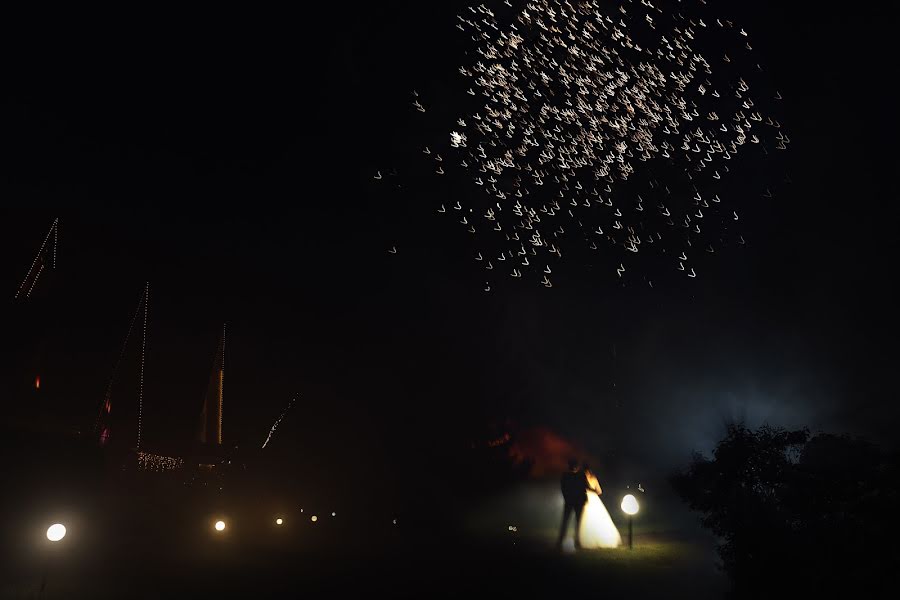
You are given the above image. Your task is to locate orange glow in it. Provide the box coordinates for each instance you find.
[487,432,511,447]
[507,426,583,478]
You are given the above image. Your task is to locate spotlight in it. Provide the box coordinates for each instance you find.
[46,524,66,542]
[214,520,226,532]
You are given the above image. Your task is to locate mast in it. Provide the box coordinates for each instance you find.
[199,323,226,446]
[218,323,225,445]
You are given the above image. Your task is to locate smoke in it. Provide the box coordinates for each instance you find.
[508,426,586,478]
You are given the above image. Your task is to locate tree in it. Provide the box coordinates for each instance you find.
[671,424,899,597]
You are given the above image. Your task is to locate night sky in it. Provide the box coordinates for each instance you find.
[2,1,897,498]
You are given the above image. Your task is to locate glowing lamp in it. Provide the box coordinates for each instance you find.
[311,515,318,522]
[621,494,639,515]
[46,523,66,542]
[214,520,226,532]
[275,518,283,525]
[621,494,639,550]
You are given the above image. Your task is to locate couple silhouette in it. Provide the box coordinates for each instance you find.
[556,458,620,550]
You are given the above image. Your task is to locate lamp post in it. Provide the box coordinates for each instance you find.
[621,494,639,550]
[41,523,66,598]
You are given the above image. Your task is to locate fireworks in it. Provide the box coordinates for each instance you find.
[390,1,788,288]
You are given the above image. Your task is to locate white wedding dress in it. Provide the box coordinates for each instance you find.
[578,474,622,548]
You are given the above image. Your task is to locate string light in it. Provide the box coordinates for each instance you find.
[218,323,225,445]
[137,282,149,450]
[15,217,57,300]
[25,264,44,298]
[262,397,297,449]
[96,287,145,441]
[137,451,184,472]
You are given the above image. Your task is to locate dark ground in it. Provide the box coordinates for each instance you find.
[3,527,726,599]
[0,432,726,599]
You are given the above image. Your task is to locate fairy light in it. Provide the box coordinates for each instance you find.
[137,451,184,472]
[96,287,145,440]
[137,282,149,450]
[262,397,297,449]
[25,263,44,298]
[218,323,225,446]
[15,218,57,300]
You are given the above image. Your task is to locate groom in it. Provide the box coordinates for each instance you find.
[556,458,589,550]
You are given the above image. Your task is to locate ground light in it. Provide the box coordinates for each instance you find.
[214,520,226,532]
[42,523,67,595]
[46,524,66,542]
[621,494,639,549]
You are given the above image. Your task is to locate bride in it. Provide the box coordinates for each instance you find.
[578,464,622,548]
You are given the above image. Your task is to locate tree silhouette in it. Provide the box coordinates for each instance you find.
[671,424,900,597]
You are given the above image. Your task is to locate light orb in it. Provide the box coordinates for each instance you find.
[621,494,639,516]
[214,520,226,532]
[46,523,66,542]
[275,518,283,525]
[311,515,318,522]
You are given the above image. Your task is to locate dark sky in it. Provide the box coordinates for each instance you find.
[2,2,897,488]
